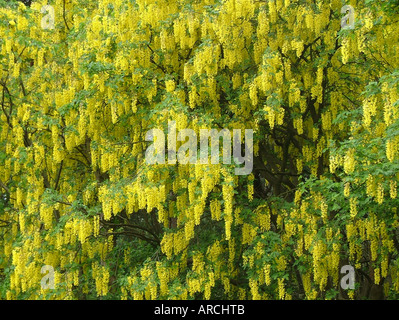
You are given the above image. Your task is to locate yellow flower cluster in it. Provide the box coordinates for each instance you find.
[92,262,110,296]
[222,171,234,240]
[343,148,356,174]
[242,223,257,245]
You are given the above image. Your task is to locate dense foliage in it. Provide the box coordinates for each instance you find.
[0,0,398,299]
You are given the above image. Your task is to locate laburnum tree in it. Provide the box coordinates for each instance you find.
[0,0,398,300]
